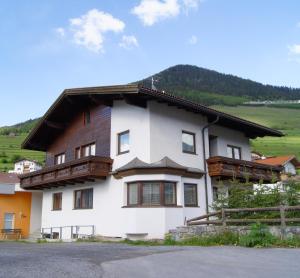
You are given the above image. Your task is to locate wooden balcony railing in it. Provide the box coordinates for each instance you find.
[207,156,282,182]
[19,156,113,190]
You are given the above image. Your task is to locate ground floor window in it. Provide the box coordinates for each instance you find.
[127,181,177,207]
[184,183,198,207]
[213,186,219,201]
[74,188,93,209]
[52,192,62,210]
[4,213,15,229]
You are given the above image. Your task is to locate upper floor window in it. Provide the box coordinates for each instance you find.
[83,143,96,157]
[74,188,93,209]
[227,145,241,160]
[84,110,91,125]
[184,183,198,207]
[127,181,176,207]
[118,130,129,155]
[182,131,196,154]
[52,192,62,211]
[55,153,65,165]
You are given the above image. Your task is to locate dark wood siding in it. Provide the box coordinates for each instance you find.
[45,104,111,166]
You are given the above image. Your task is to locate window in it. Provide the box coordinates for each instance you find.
[182,131,196,154]
[118,130,129,154]
[52,193,62,210]
[184,184,198,207]
[84,110,91,125]
[74,188,93,209]
[55,153,65,165]
[127,181,177,207]
[4,213,14,229]
[75,147,81,159]
[213,187,219,201]
[227,145,241,160]
[82,143,96,157]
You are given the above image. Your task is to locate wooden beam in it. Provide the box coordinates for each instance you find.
[45,120,66,130]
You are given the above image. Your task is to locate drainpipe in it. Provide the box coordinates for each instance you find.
[202,116,220,215]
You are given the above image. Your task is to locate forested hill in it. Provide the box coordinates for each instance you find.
[139,65,300,106]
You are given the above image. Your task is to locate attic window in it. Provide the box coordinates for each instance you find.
[84,110,91,125]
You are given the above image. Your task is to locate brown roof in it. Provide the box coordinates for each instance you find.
[0,172,19,184]
[255,155,300,168]
[22,84,283,151]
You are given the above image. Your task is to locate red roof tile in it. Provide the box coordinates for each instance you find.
[255,155,300,168]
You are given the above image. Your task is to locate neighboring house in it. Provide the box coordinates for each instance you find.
[0,173,42,239]
[251,151,266,161]
[255,155,300,178]
[19,85,283,239]
[8,159,42,174]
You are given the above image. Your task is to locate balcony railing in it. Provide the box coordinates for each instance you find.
[207,156,282,182]
[20,156,113,190]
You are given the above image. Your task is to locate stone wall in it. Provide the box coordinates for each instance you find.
[169,225,300,241]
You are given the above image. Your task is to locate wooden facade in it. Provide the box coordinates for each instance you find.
[46,104,111,166]
[207,156,282,182]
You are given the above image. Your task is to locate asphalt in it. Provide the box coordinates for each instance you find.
[0,242,299,278]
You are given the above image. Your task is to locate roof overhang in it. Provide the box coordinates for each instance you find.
[22,84,284,151]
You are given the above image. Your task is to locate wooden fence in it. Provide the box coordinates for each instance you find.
[186,205,300,229]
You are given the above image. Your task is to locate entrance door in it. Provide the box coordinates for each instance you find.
[4,213,14,229]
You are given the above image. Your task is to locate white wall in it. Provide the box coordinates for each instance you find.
[284,162,297,175]
[208,125,251,160]
[110,100,151,169]
[30,192,42,234]
[41,174,206,239]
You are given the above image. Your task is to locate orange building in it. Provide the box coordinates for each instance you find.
[0,173,42,239]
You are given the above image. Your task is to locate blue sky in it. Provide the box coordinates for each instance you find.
[1,0,300,126]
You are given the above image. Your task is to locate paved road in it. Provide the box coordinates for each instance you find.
[0,242,299,278]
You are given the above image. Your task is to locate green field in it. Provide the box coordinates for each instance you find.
[213,105,300,158]
[0,133,44,172]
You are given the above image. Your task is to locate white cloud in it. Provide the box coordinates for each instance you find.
[188,35,198,45]
[69,9,125,53]
[119,35,139,49]
[288,44,300,55]
[55,27,65,37]
[182,0,200,11]
[132,0,180,26]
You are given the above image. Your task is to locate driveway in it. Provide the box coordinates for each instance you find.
[0,242,299,278]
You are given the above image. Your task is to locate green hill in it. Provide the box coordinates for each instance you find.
[139,65,300,105]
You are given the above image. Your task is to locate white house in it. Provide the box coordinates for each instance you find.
[9,159,42,174]
[19,85,283,240]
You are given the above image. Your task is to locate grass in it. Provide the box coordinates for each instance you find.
[213,105,300,158]
[0,133,44,172]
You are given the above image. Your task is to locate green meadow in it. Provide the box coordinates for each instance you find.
[0,133,44,172]
[213,105,300,158]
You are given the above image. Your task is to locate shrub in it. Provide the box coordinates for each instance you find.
[239,223,276,247]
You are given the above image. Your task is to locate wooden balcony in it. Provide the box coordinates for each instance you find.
[207,156,282,182]
[20,156,113,190]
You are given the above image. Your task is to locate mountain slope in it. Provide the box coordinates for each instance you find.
[139,65,300,105]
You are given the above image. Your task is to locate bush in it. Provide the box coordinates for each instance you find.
[239,223,276,247]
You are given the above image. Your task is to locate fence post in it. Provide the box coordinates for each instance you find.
[280,205,286,240]
[221,208,226,227]
[59,227,62,240]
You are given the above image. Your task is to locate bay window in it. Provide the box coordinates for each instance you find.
[127,181,177,207]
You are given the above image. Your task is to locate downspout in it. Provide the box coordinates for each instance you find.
[202,116,220,215]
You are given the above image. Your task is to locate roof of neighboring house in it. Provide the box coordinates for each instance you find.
[113,156,205,179]
[21,84,284,151]
[0,172,19,184]
[255,155,300,168]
